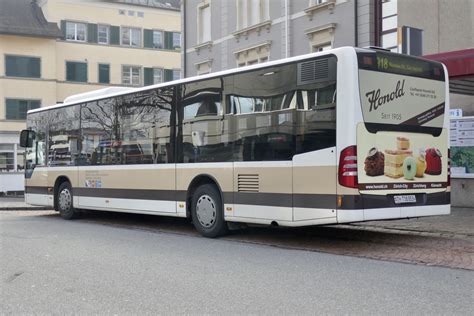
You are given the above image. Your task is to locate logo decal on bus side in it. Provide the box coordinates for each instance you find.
[366,80,405,112]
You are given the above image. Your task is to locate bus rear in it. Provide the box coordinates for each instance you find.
[340,49,450,221]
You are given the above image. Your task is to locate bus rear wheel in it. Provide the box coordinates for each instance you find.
[57,182,78,220]
[191,184,228,238]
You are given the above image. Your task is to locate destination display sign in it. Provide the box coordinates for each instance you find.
[358,51,445,81]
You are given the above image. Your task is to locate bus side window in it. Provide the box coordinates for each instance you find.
[282,91,296,109]
[196,99,219,117]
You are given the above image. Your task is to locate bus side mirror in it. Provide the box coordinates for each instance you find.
[19,130,35,148]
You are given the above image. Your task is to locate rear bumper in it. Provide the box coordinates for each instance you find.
[339,191,450,209]
[338,203,450,223]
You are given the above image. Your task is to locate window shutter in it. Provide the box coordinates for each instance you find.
[144,68,154,85]
[98,64,110,84]
[88,24,98,43]
[164,32,173,50]
[5,56,16,76]
[18,100,28,119]
[110,26,120,45]
[29,100,41,111]
[79,63,88,82]
[5,99,18,120]
[28,58,41,78]
[60,20,67,39]
[144,29,153,48]
[164,69,173,82]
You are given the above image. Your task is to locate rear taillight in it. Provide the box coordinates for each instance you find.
[338,145,358,189]
[447,148,451,186]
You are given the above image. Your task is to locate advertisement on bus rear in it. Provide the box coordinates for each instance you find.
[357,65,448,194]
[357,124,448,194]
[359,70,446,129]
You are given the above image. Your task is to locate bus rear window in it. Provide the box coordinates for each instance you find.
[357,51,445,81]
[357,50,446,135]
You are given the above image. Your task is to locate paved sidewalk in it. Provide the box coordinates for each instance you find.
[352,207,473,238]
[0,197,52,210]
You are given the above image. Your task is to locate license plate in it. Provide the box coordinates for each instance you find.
[394,195,416,204]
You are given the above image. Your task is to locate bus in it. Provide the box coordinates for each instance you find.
[19,47,450,237]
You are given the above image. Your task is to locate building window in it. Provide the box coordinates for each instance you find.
[306,23,336,53]
[153,30,163,48]
[5,55,41,78]
[172,69,181,81]
[237,56,268,67]
[237,0,270,29]
[196,60,212,75]
[310,0,328,5]
[0,145,14,172]
[235,43,270,67]
[144,67,163,85]
[66,61,87,82]
[172,32,181,50]
[98,64,110,84]
[121,27,141,47]
[0,143,24,173]
[65,21,87,42]
[312,43,332,52]
[198,3,211,43]
[122,65,141,85]
[98,25,109,44]
[153,68,163,84]
[5,99,40,120]
[380,0,398,51]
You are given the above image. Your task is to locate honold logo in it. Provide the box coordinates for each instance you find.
[366,80,405,112]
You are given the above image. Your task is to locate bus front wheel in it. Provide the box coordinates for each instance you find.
[57,182,78,220]
[191,184,228,238]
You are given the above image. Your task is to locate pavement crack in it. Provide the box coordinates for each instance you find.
[5,271,24,283]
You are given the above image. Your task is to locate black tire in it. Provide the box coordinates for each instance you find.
[56,182,78,220]
[191,184,228,238]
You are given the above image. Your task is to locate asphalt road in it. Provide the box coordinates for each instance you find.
[1,211,473,315]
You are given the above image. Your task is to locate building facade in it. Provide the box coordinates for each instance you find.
[182,0,378,77]
[0,0,181,193]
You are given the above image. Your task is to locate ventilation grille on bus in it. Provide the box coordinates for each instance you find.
[238,174,259,192]
[297,58,335,85]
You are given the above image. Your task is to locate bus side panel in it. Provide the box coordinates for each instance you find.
[176,162,234,217]
[292,148,337,222]
[335,48,365,223]
[76,165,177,214]
[25,167,51,206]
[47,167,79,208]
[233,161,293,222]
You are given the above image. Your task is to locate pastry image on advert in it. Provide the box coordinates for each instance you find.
[397,137,410,150]
[364,147,384,176]
[402,156,417,180]
[425,148,442,175]
[384,149,413,178]
[415,154,426,177]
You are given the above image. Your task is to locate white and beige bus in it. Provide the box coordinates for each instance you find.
[20,47,450,237]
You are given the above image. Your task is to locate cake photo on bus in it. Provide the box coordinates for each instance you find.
[397,136,410,150]
[415,153,427,177]
[384,149,413,178]
[364,147,384,176]
[402,156,417,180]
[425,148,442,175]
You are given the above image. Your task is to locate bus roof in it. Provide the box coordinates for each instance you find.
[29,46,357,115]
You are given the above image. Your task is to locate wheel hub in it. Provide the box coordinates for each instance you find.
[58,188,72,211]
[196,194,216,228]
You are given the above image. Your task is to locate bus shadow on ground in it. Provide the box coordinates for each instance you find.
[40,209,474,270]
